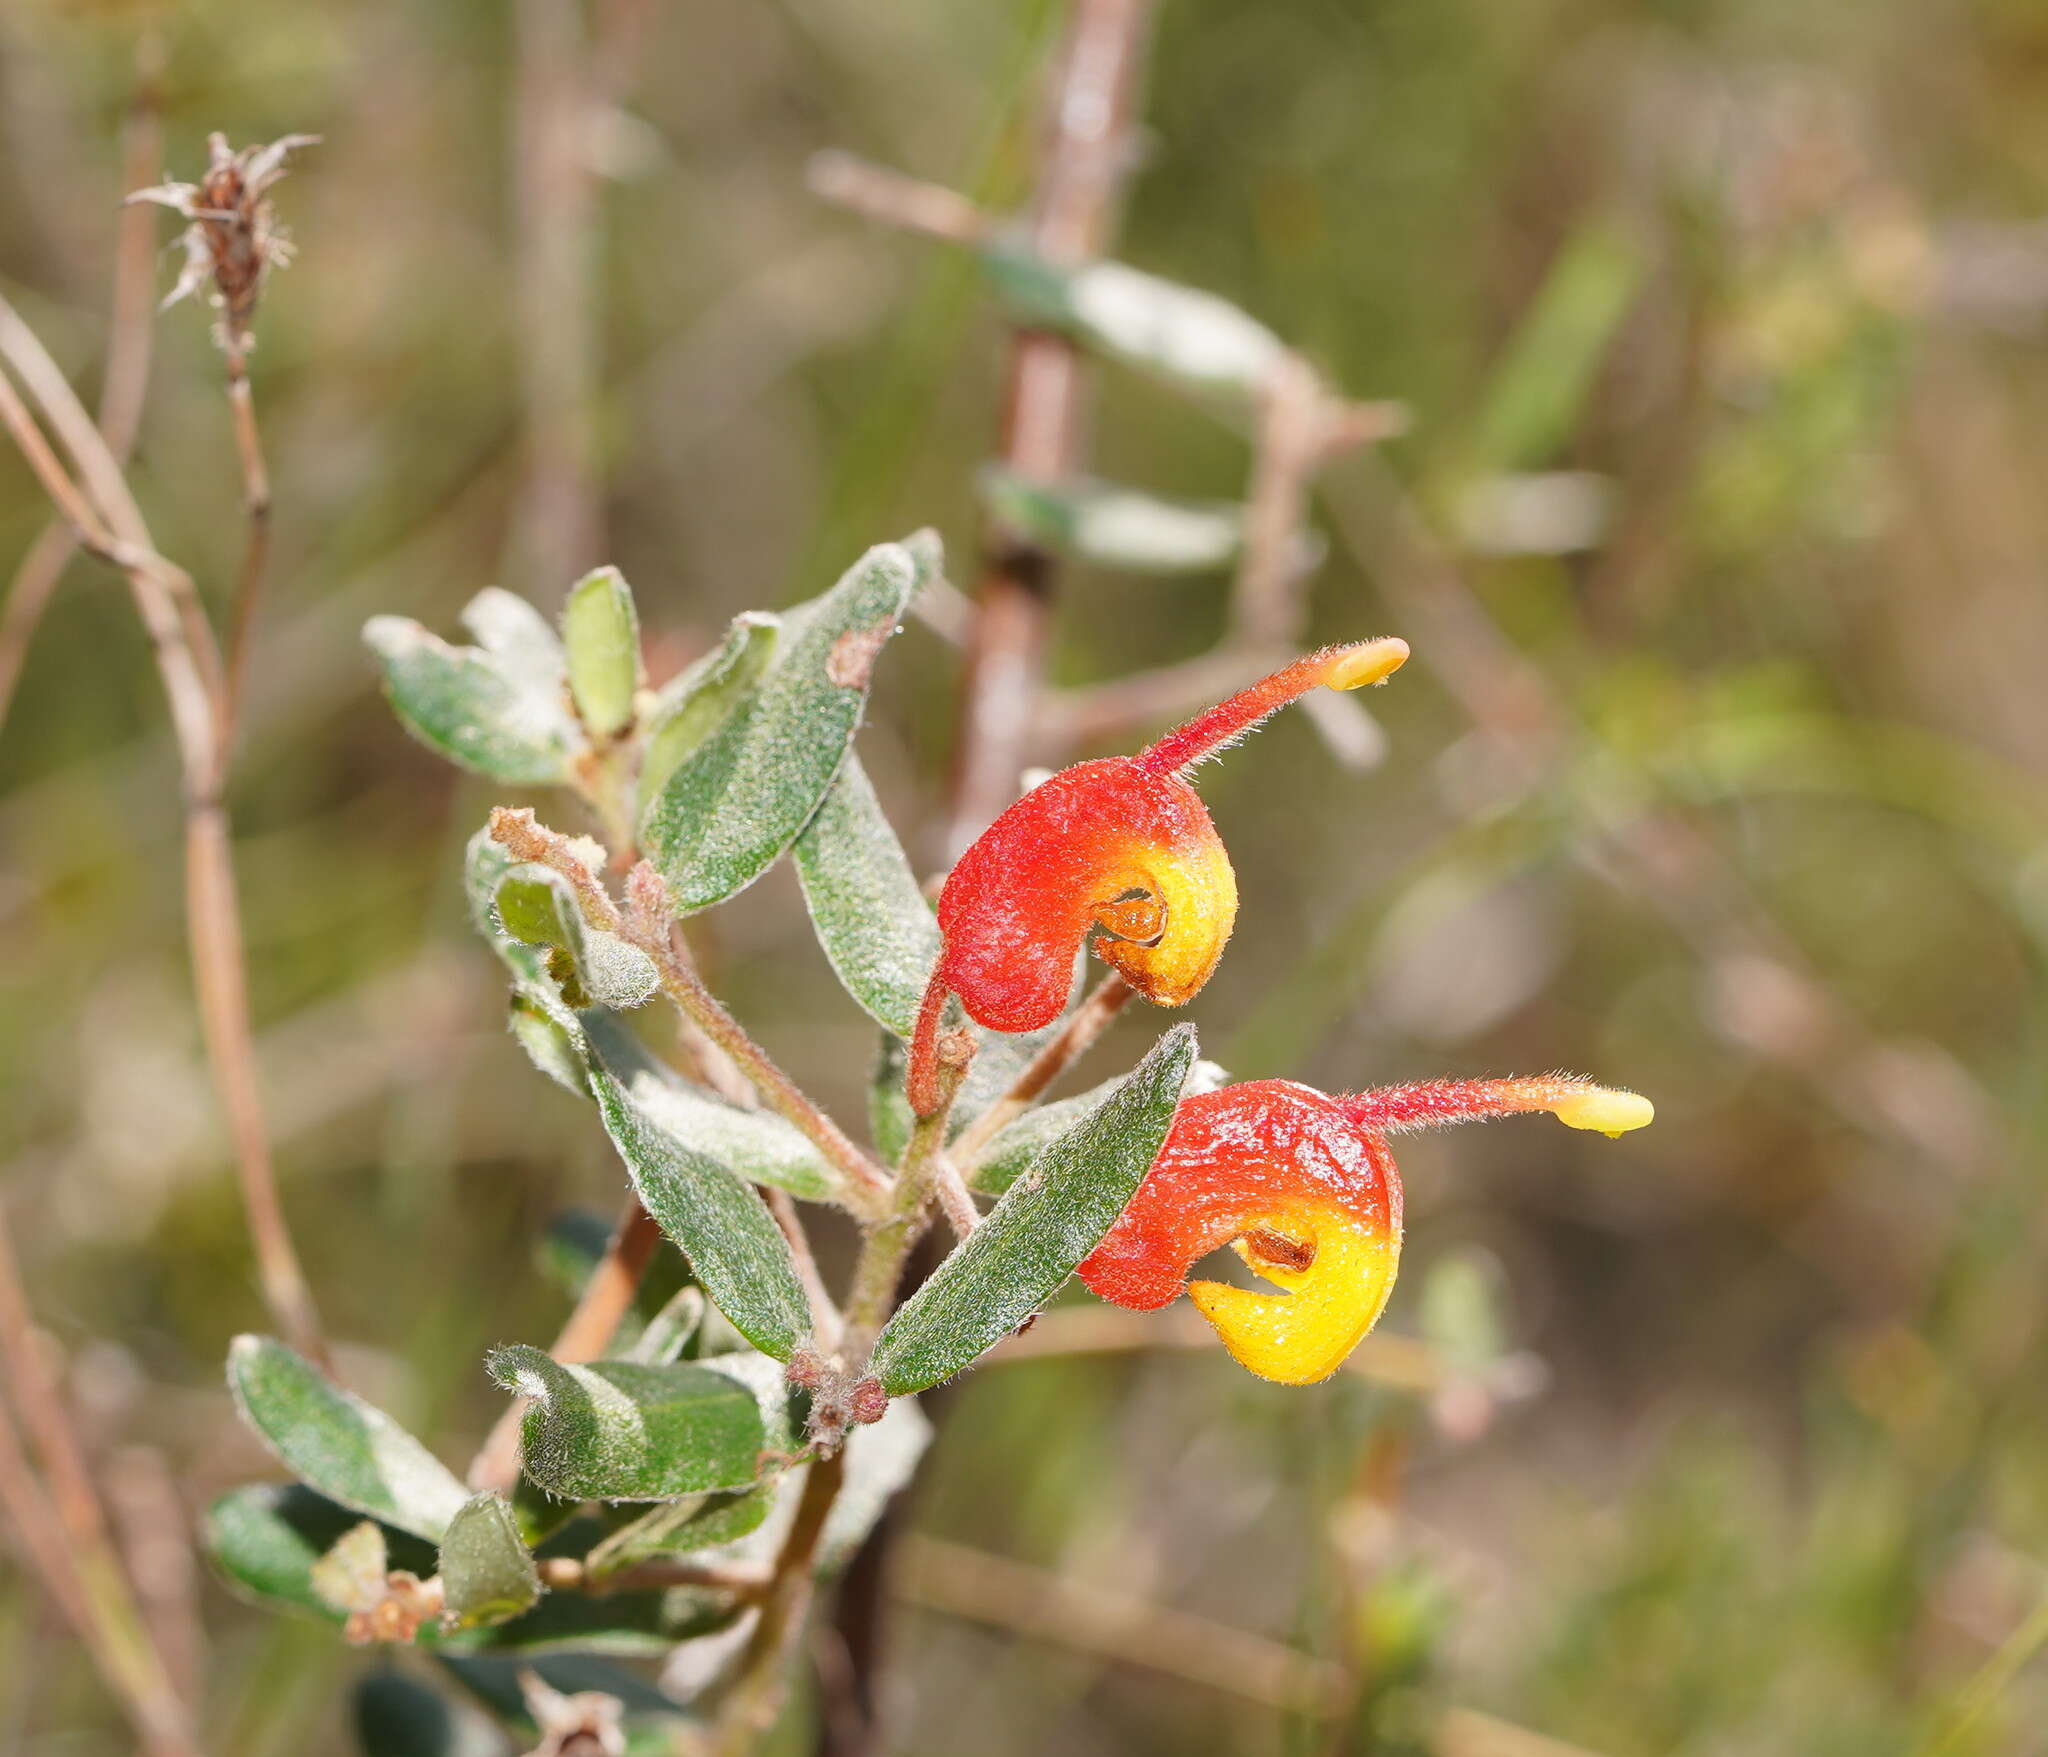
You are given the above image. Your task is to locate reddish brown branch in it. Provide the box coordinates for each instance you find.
[0,297,330,1374]
[943,0,1158,855]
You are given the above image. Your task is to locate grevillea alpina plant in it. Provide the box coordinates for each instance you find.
[202,528,1648,1740]
[195,235,1648,1757]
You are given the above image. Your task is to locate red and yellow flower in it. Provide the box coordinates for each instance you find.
[1079,1075,1654,1384]
[910,639,1409,1111]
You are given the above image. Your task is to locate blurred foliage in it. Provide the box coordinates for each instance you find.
[3,0,2048,1752]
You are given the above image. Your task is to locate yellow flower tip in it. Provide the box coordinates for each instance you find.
[1187,1202,1400,1386]
[1324,637,1410,692]
[1549,1087,1655,1138]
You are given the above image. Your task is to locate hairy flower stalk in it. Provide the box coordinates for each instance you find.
[908,638,1408,1112]
[1079,1075,1654,1385]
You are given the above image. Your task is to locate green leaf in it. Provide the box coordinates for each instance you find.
[868,1035,915,1166]
[309,1519,392,1615]
[640,537,927,912]
[651,1393,928,1583]
[462,587,570,699]
[207,1484,436,1625]
[630,1285,708,1365]
[867,1025,1197,1394]
[586,1487,775,1577]
[509,994,587,1093]
[206,1485,729,1655]
[226,1336,470,1542]
[583,1014,840,1203]
[790,756,939,1038]
[439,1493,542,1631]
[976,465,1248,574]
[981,244,1285,402]
[588,1060,816,1360]
[464,832,595,1082]
[638,612,781,814]
[364,590,579,784]
[493,873,575,949]
[966,1057,1231,1194]
[488,1347,766,1503]
[560,566,644,738]
[492,864,659,1011]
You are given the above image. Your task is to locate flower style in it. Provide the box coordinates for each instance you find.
[909,639,1409,1112]
[1078,1074,1654,1385]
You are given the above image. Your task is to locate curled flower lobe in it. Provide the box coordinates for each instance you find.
[929,639,1408,1041]
[1079,1072,1651,1385]
[1079,1082,1402,1385]
[935,758,1234,1033]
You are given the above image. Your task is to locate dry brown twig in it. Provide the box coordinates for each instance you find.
[811,155,1406,780]
[511,0,603,593]
[896,1534,1349,1717]
[0,34,164,736]
[943,0,1157,857]
[0,1206,198,1756]
[102,1445,206,1710]
[0,288,330,1373]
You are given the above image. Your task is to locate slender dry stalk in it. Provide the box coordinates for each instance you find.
[469,1197,665,1494]
[944,0,1156,855]
[0,1201,113,1565]
[537,1555,771,1596]
[217,343,271,743]
[1233,351,1334,650]
[1046,645,1290,749]
[0,34,162,735]
[0,1397,197,1756]
[806,152,991,247]
[103,1446,206,1712]
[512,0,603,591]
[0,299,330,1371]
[0,1216,203,1757]
[895,1534,1349,1717]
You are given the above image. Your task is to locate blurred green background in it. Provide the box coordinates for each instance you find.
[4,0,2048,1751]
